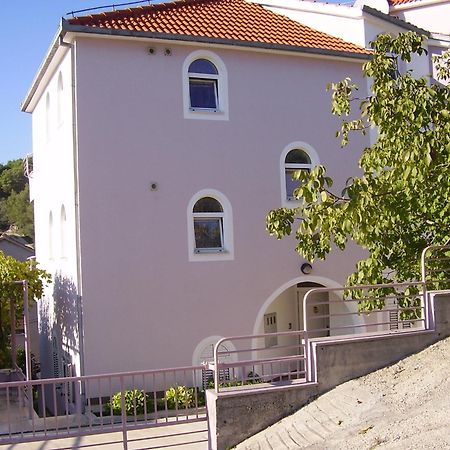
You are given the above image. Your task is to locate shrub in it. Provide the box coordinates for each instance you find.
[109,389,153,415]
[165,385,196,409]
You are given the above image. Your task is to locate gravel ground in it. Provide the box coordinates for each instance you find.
[236,336,450,449]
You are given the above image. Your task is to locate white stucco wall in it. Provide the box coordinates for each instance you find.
[30,46,82,380]
[393,2,450,35]
[69,36,369,375]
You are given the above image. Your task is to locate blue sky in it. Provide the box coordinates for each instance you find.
[0,0,351,165]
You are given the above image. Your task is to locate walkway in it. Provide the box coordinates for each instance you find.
[0,421,208,450]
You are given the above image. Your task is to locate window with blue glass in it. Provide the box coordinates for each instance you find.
[188,59,219,110]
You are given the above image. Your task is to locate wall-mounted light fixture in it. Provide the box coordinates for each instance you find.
[301,263,312,274]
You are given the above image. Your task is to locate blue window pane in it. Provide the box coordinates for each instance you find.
[194,218,223,249]
[189,79,217,109]
[188,59,218,75]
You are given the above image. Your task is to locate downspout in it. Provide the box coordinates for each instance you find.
[58,31,86,386]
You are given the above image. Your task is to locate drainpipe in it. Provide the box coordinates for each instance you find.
[59,32,86,397]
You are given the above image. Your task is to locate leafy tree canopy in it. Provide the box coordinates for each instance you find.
[267,33,450,297]
[0,159,33,238]
[0,251,51,354]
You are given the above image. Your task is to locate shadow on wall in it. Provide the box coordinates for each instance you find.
[53,273,80,357]
[38,274,81,415]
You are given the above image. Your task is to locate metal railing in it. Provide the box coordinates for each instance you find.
[422,245,450,290]
[212,330,309,394]
[302,281,428,339]
[0,365,207,448]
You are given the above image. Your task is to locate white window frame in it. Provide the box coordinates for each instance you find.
[280,141,320,207]
[187,189,234,262]
[182,50,229,121]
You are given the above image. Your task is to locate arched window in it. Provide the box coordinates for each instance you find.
[60,204,66,258]
[280,142,319,205]
[284,149,312,200]
[187,189,234,261]
[49,211,54,260]
[188,59,219,110]
[57,72,64,125]
[193,197,224,251]
[182,50,229,120]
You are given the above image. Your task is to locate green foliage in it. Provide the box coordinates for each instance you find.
[0,251,51,355]
[165,385,196,409]
[0,159,33,238]
[16,348,40,379]
[266,32,450,303]
[109,389,153,415]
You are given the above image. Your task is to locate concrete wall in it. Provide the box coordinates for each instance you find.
[207,293,450,450]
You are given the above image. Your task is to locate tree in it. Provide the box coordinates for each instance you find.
[0,159,34,238]
[266,32,450,303]
[0,251,51,367]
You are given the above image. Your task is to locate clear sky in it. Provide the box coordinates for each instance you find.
[0,0,352,165]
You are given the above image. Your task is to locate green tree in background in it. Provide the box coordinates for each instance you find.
[0,159,33,239]
[0,251,50,367]
[267,32,450,302]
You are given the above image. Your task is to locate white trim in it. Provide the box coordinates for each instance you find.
[252,275,342,335]
[280,141,320,207]
[187,189,234,262]
[182,50,229,121]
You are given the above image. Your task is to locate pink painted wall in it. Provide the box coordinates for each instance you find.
[73,37,369,374]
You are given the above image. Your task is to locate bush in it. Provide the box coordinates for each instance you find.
[165,385,196,409]
[109,389,153,416]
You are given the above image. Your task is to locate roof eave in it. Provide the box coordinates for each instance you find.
[21,20,65,113]
[61,21,371,61]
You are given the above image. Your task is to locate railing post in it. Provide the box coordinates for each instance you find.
[120,376,128,450]
[22,281,32,382]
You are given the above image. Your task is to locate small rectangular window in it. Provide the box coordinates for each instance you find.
[194,217,223,251]
[189,78,218,109]
[285,168,310,200]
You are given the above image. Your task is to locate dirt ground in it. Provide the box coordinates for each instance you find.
[236,336,450,449]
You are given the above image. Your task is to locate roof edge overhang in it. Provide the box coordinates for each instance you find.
[62,20,371,59]
[390,0,449,12]
[21,18,370,112]
[21,21,64,113]
[363,5,431,36]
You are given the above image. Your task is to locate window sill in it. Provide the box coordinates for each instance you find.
[184,108,228,121]
[195,248,226,254]
[189,249,233,262]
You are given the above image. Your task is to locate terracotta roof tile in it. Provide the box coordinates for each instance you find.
[389,0,421,5]
[68,0,369,55]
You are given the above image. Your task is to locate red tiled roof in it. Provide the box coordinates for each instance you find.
[389,0,421,5]
[67,0,369,55]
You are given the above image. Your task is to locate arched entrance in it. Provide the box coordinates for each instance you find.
[254,275,364,347]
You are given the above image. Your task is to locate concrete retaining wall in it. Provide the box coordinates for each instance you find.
[207,292,450,450]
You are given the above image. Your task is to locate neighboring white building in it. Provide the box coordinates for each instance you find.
[21,0,447,385]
